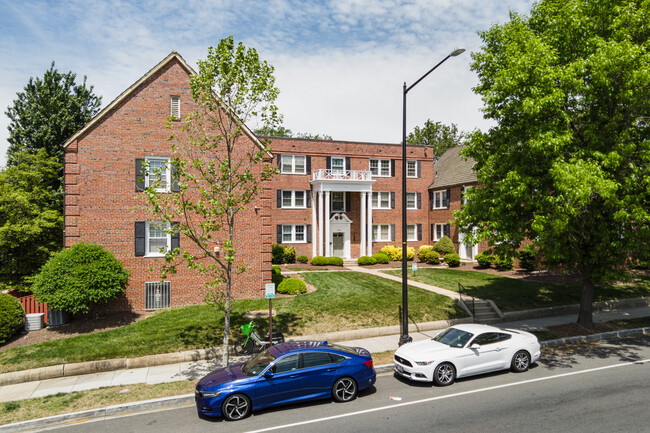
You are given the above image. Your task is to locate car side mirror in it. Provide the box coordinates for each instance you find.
[470,344,481,350]
[263,369,274,378]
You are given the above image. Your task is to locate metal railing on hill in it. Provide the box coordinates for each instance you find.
[457,282,475,321]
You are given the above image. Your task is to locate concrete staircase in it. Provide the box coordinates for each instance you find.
[468,299,502,323]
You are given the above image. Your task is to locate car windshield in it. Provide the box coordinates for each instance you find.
[433,328,474,348]
[241,349,277,376]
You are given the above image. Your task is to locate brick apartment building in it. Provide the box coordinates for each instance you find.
[62,51,484,311]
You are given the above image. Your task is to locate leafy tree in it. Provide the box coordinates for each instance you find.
[5,62,101,188]
[254,125,333,140]
[145,37,279,364]
[407,120,466,158]
[294,132,333,140]
[456,0,650,328]
[0,149,62,291]
[32,243,129,315]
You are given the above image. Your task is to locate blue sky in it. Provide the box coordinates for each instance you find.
[0,0,534,166]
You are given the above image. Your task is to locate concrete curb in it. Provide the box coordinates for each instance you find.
[540,326,650,347]
[1,329,648,432]
[0,296,647,387]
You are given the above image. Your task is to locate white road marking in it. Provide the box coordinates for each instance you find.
[245,359,650,433]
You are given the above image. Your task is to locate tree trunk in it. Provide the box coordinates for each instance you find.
[222,295,231,366]
[576,277,594,329]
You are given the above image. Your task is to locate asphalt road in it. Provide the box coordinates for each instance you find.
[44,336,650,433]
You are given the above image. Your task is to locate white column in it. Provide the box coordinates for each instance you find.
[367,192,373,255]
[325,191,331,257]
[312,190,317,258]
[360,192,367,257]
[318,191,324,256]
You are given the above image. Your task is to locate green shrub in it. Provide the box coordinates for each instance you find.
[272,266,281,275]
[433,236,456,256]
[283,246,296,264]
[271,243,285,264]
[475,252,493,269]
[357,256,377,266]
[271,266,285,287]
[417,245,434,262]
[296,255,308,264]
[518,245,537,271]
[444,253,461,268]
[310,256,344,266]
[494,255,515,271]
[371,253,390,264]
[31,243,129,315]
[424,250,441,264]
[0,293,24,344]
[277,278,307,295]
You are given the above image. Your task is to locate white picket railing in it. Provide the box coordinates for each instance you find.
[312,169,372,181]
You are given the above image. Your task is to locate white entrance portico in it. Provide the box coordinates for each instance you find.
[310,169,375,259]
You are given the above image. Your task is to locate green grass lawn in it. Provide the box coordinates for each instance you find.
[382,268,650,312]
[0,272,465,374]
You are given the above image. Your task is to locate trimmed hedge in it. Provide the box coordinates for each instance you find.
[379,245,415,261]
[310,256,344,266]
[271,266,285,287]
[371,253,390,264]
[0,293,24,344]
[417,245,434,262]
[494,255,515,271]
[518,245,537,271]
[296,255,308,264]
[277,278,307,295]
[32,243,129,315]
[424,250,441,264]
[283,246,296,264]
[271,243,285,264]
[444,253,461,268]
[475,252,493,269]
[433,236,456,256]
[357,256,377,266]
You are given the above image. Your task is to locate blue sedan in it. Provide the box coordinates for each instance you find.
[195,341,376,421]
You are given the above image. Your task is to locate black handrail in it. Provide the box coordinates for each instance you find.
[458,282,475,321]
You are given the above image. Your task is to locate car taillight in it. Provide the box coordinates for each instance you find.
[364,360,374,368]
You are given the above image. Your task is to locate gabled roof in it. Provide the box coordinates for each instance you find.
[63,51,269,156]
[429,145,477,189]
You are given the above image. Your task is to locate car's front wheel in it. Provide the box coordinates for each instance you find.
[511,350,531,373]
[332,377,357,402]
[222,394,251,421]
[433,362,456,386]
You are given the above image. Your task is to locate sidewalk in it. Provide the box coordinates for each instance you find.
[1,304,648,403]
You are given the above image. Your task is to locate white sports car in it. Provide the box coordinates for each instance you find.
[394,324,541,386]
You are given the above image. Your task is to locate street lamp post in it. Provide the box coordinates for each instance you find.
[399,48,465,347]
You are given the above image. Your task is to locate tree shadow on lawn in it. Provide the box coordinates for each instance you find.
[539,336,650,371]
[179,312,300,348]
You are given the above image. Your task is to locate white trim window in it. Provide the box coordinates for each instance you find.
[406,192,417,209]
[146,157,171,192]
[372,191,391,209]
[282,224,306,243]
[281,155,306,174]
[146,221,171,256]
[406,160,417,178]
[331,156,345,173]
[432,190,449,209]
[434,223,451,241]
[170,95,180,119]
[282,190,306,208]
[369,158,390,177]
[331,191,345,212]
[407,224,418,241]
[372,224,391,242]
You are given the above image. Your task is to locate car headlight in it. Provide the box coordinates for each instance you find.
[415,360,435,366]
[198,391,222,398]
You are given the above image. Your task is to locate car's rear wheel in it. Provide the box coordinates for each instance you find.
[332,377,357,402]
[433,362,456,386]
[222,394,251,421]
[511,350,531,372]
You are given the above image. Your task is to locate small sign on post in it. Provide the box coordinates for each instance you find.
[265,283,275,347]
[412,262,417,277]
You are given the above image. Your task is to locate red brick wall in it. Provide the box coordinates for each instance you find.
[64,58,270,311]
[267,137,435,258]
